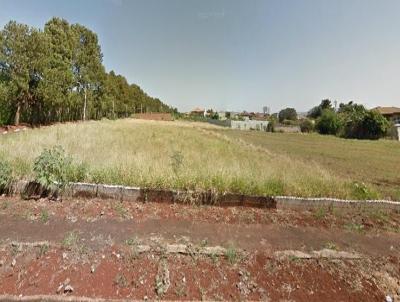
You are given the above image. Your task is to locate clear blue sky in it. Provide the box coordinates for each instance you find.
[1,0,399,113]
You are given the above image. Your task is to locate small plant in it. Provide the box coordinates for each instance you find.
[313,207,327,220]
[345,222,364,233]
[351,182,379,200]
[225,245,238,265]
[0,160,12,193]
[113,202,128,218]
[324,242,337,250]
[33,146,72,193]
[114,273,128,288]
[62,231,79,249]
[37,243,49,258]
[170,150,184,174]
[40,209,49,223]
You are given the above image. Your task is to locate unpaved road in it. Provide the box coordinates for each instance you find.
[0,196,399,301]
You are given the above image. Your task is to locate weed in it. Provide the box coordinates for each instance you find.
[125,236,140,260]
[368,209,390,224]
[345,223,365,233]
[40,209,49,223]
[313,207,327,220]
[210,252,218,264]
[37,243,49,257]
[0,160,12,193]
[288,255,300,262]
[62,231,79,249]
[225,245,238,265]
[33,146,72,193]
[351,182,379,200]
[200,239,208,247]
[113,202,127,218]
[114,273,128,288]
[324,242,338,250]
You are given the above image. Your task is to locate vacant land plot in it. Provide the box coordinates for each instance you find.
[210,128,400,200]
[0,196,398,301]
[0,119,399,200]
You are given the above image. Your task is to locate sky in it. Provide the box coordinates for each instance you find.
[1,0,399,113]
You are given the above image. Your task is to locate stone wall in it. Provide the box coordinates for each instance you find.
[9,180,400,211]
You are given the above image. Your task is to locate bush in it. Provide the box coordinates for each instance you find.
[342,109,390,140]
[300,119,314,133]
[350,182,379,200]
[266,120,275,132]
[316,110,342,135]
[0,160,12,193]
[33,146,72,192]
[278,108,297,123]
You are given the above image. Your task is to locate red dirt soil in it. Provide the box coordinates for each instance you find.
[0,196,399,301]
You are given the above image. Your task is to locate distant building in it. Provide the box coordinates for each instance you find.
[190,107,205,117]
[374,107,400,124]
[374,107,400,141]
[230,120,269,131]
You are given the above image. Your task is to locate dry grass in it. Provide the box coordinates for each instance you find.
[210,128,400,200]
[0,119,396,199]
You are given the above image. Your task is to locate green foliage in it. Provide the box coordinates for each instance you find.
[350,182,379,200]
[0,18,174,126]
[266,119,275,132]
[33,146,72,191]
[316,110,342,135]
[308,99,333,119]
[0,159,12,192]
[341,106,390,140]
[300,119,314,133]
[278,108,297,123]
[225,245,238,265]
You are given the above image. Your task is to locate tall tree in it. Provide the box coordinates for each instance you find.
[71,24,104,121]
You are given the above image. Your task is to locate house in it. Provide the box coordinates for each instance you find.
[190,107,205,117]
[374,107,400,141]
[374,107,400,124]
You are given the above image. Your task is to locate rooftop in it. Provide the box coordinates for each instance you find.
[374,106,400,115]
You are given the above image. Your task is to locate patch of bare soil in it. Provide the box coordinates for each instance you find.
[0,196,399,301]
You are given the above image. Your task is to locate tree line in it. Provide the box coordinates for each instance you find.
[276,99,391,140]
[0,18,175,126]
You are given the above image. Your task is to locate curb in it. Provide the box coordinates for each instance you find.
[9,180,400,210]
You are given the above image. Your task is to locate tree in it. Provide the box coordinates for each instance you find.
[0,18,175,126]
[308,99,333,119]
[278,108,297,122]
[300,119,314,133]
[0,21,48,125]
[340,104,390,139]
[71,24,104,121]
[316,110,342,135]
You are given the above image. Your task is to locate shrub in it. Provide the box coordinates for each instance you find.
[342,109,390,140]
[316,110,342,135]
[33,146,72,192]
[0,160,12,193]
[278,108,297,122]
[350,182,379,200]
[300,119,314,133]
[266,120,275,132]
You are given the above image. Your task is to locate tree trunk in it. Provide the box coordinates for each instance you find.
[14,102,21,126]
[83,87,87,121]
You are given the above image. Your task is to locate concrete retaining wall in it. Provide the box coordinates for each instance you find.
[9,181,400,211]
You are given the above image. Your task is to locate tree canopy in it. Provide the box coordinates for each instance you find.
[0,18,174,126]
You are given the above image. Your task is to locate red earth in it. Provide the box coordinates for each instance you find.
[0,196,399,301]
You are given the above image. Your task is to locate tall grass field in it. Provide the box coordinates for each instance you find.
[0,119,399,200]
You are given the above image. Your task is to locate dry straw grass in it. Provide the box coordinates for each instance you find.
[0,119,395,199]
